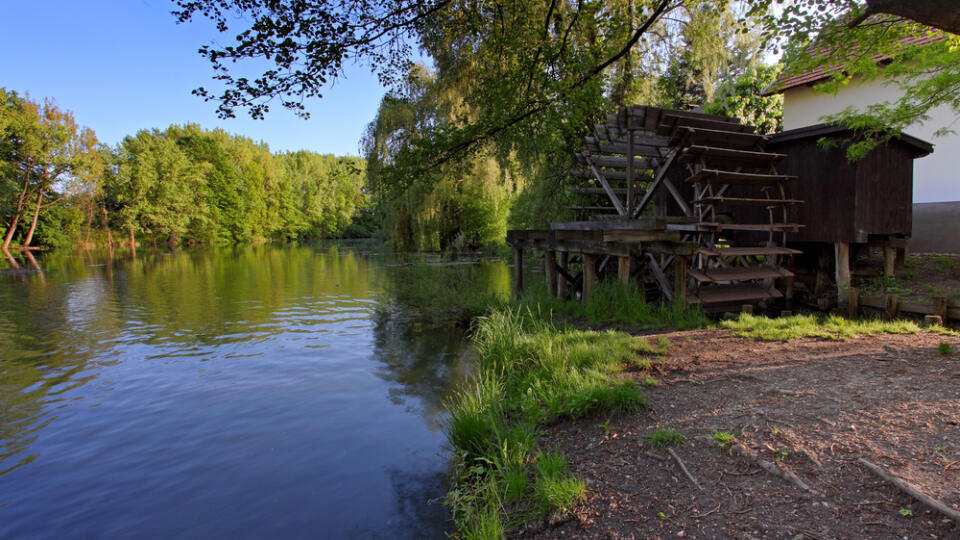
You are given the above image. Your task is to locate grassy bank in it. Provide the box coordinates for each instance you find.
[444,306,671,537]
[720,312,958,341]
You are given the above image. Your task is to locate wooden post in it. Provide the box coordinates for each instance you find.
[626,130,634,214]
[883,246,896,278]
[618,255,631,286]
[783,275,795,310]
[848,288,859,318]
[513,246,523,299]
[582,253,597,303]
[835,242,850,309]
[673,256,687,305]
[545,250,558,298]
[885,294,899,319]
[933,296,948,321]
[557,252,569,299]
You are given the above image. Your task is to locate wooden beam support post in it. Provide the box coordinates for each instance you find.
[626,129,634,214]
[673,256,688,305]
[545,250,558,297]
[618,255,631,286]
[835,242,851,309]
[883,246,896,278]
[848,288,859,318]
[582,253,597,303]
[557,252,569,299]
[513,246,523,299]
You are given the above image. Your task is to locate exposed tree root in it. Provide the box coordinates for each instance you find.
[732,442,823,498]
[668,447,703,491]
[858,458,960,522]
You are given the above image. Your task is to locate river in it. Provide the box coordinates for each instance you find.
[0,243,511,538]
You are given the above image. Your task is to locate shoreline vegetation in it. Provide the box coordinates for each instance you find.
[433,269,958,538]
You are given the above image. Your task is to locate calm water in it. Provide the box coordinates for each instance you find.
[0,243,510,538]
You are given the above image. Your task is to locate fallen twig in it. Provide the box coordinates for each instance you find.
[944,459,959,471]
[731,442,823,497]
[643,451,668,462]
[668,447,703,491]
[692,502,722,519]
[858,458,960,522]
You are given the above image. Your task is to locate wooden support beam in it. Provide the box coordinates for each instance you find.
[933,296,948,320]
[618,256,631,285]
[513,246,523,299]
[883,246,896,278]
[545,250,558,298]
[626,129,634,214]
[885,293,899,319]
[646,253,674,303]
[848,288,859,318]
[835,242,850,308]
[582,253,597,303]
[557,252,569,299]
[583,155,627,216]
[673,256,687,305]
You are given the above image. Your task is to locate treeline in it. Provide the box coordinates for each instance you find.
[360,1,784,251]
[1,88,368,250]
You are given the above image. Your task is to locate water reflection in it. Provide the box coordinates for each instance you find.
[0,243,509,538]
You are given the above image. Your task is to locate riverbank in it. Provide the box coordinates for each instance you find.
[445,300,960,538]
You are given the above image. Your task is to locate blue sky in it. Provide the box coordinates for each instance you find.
[2,0,388,156]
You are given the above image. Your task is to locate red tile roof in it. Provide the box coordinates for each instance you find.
[762,34,943,96]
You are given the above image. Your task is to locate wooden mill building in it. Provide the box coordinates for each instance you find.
[507,105,931,313]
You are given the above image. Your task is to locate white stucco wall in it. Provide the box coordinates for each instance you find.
[782,78,959,203]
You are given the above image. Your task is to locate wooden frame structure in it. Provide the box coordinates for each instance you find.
[509,105,804,312]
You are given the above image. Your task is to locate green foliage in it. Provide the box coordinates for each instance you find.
[939,342,956,356]
[647,427,685,449]
[720,313,959,341]
[704,64,784,134]
[110,124,366,245]
[711,430,735,450]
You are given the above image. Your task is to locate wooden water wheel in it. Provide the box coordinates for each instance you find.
[569,105,803,311]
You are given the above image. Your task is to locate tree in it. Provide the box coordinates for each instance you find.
[704,64,783,134]
[0,89,99,250]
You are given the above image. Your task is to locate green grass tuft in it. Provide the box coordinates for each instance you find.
[647,427,685,449]
[534,449,586,512]
[639,375,662,387]
[720,313,958,341]
[711,430,735,450]
[939,342,956,355]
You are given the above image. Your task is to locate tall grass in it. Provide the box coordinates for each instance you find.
[720,313,959,341]
[445,306,652,537]
[512,281,707,330]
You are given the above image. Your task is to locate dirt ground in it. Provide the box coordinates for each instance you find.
[855,253,960,303]
[523,330,960,539]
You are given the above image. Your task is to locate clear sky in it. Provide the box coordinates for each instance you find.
[1,0,388,156]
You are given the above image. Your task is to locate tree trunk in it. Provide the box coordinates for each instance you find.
[101,206,113,251]
[129,228,137,257]
[862,0,960,36]
[2,183,30,250]
[22,189,44,248]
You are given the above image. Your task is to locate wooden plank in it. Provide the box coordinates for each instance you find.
[885,293,899,319]
[656,116,756,137]
[634,147,693,217]
[686,169,796,185]
[603,230,683,242]
[668,223,804,233]
[583,139,664,159]
[883,246,896,277]
[579,153,655,170]
[626,133,634,214]
[848,288,859,318]
[571,168,632,181]
[567,187,628,195]
[691,266,793,282]
[564,205,618,211]
[583,253,597,303]
[671,127,764,149]
[700,246,802,256]
[695,197,803,207]
[691,283,783,304]
[679,145,782,166]
[551,218,665,231]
